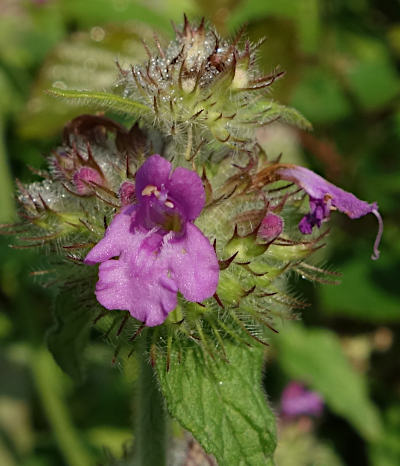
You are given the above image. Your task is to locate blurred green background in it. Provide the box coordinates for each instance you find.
[0,0,399,465]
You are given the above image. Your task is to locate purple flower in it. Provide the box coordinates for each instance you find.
[277,165,383,260]
[281,381,323,419]
[257,212,284,242]
[85,155,219,327]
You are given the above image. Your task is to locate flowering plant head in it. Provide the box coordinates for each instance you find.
[85,155,219,326]
[5,17,383,361]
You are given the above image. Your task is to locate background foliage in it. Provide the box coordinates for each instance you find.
[0,0,399,464]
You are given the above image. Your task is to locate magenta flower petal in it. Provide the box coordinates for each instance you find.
[86,210,178,326]
[85,206,134,265]
[95,245,178,327]
[278,166,375,218]
[135,154,205,221]
[135,154,171,203]
[168,167,205,221]
[160,223,219,302]
[278,165,383,260]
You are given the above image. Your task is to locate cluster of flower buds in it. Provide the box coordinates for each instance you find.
[114,15,309,165]
[3,17,382,366]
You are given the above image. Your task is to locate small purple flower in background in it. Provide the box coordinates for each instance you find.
[280,381,323,419]
[277,165,383,260]
[85,154,219,327]
[257,212,284,243]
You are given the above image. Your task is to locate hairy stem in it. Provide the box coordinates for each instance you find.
[132,332,167,466]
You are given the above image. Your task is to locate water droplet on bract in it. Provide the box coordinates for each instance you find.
[90,26,105,42]
[52,81,67,90]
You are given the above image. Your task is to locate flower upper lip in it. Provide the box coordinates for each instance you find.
[135,154,206,221]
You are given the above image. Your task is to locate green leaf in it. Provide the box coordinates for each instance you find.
[156,342,276,466]
[18,22,155,139]
[336,33,399,111]
[369,404,400,466]
[60,0,174,32]
[274,323,383,441]
[254,100,313,130]
[0,70,19,116]
[347,58,399,111]
[0,119,15,222]
[47,289,94,380]
[227,0,321,54]
[290,68,351,124]
[318,259,400,322]
[47,88,150,117]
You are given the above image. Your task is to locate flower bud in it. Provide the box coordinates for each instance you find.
[73,167,103,195]
[119,181,136,206]
[115,16,290,164]
[257,213,284,242]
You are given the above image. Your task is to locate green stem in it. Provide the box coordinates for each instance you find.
[31,347,92,466]
[132,333,167,466]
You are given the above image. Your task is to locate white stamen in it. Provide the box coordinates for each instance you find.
[141,185,160,197]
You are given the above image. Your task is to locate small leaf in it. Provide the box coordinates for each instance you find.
[256,100,313,131]
[274,323,383,441]
[156,342,277,466]
[47,289,94,380]
[47,88,150,117]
